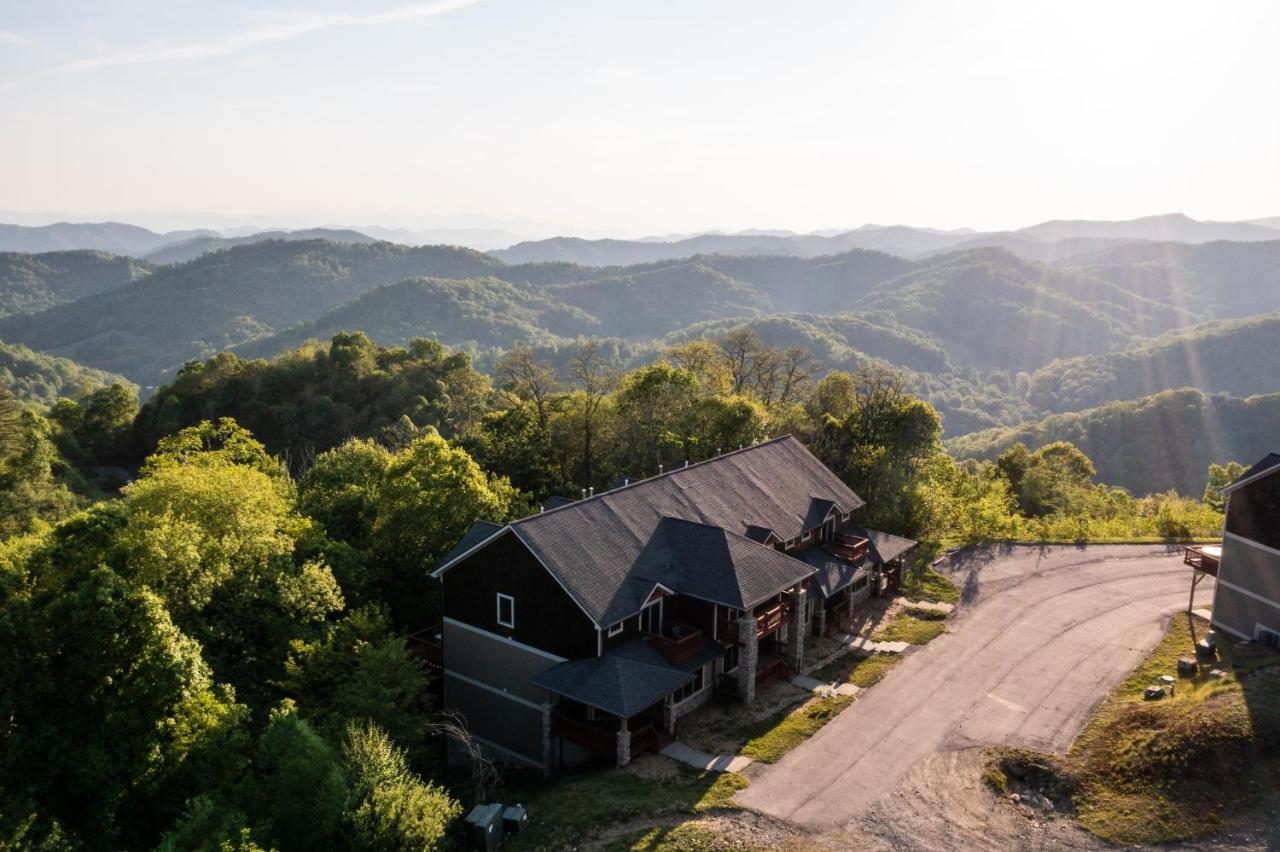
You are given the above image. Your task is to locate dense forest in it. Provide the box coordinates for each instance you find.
[6,233,1280,473]
[947,387,1280,495]
[0,318,1241,848]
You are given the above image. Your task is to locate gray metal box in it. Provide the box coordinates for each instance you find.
[465,803,504,851]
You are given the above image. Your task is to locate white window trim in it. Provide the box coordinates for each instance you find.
[607,622,624,637]
[496,593,515,628]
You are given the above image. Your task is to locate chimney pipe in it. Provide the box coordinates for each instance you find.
[589,486,594,497]
[684,459,689,468]
[658,463,664,475]
[581,488,586,499]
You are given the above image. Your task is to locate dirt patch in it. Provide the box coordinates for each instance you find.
[624,753,682,782]
[679,679,810,757]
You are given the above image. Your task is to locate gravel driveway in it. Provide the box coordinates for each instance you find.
[736,544,1207,830]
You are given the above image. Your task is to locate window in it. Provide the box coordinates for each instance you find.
[607,622,623,637]
[723,643,739,673]
[851,575,868,593]
[822,518,836,542]
[496,593,515,628]
[673,665,707,703]
[640,600,661,634]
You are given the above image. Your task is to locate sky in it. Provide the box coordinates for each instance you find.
[1,0,1278,237]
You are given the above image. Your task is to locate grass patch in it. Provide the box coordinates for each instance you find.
[986,613,1280,845]
[603,823,731,852]
[737,694,854,763]
[872,610,947,645]
[899,563,960,604]
[811,651,903,688]
[505,765,746,850]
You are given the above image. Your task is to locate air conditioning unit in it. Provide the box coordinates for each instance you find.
[465,803,504,851]
[502,804,529,835]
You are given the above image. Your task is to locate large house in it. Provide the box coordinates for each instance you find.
[431,436,915,775]
[1207,453,1280,642]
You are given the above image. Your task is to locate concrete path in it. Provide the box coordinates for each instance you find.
[791,675,860,697]
[830,633,911,654]
[661,741,753,773]
[737,544,1206,829]
[893,598,955,615]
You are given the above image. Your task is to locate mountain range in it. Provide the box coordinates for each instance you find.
[1,212,1278,494]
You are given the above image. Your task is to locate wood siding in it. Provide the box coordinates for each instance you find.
[442,530,598,660]
[1228,473,1280,552]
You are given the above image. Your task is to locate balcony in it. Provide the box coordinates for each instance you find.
[550,711,618,758]
[406,624,443,670]
[550,710,667,762]
[829,533,870,564]
[1183,544,1221,576]
[751,599,793,641]
[647,623,704,665]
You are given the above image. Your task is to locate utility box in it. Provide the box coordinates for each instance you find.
[465,803,504,851]
[502,804,529,836]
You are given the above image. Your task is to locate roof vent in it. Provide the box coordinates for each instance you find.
[684,460,689,468]
[588,486,594,497]
[581,488,587,499]
[658,463,664,475]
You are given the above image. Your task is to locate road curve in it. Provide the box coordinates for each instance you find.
[735,544,1208,829]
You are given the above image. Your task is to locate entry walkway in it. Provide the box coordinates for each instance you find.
[660,741,753,773]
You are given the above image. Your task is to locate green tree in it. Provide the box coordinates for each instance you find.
[251,703,348,851]
[1018,441,1096,517]
[341,722,461,852]
[0,565,245,847]
[370,430,515,626]
[278,607,432,762]
[1203,461,1247,512]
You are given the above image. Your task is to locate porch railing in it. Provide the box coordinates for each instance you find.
[550,711,617,757]
[647,624,704,664]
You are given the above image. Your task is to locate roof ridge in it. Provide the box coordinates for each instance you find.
[512,434,799,525]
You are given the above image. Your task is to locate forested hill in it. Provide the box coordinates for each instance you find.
[0,250,152,316]
[0,240,508,383]
[0,340,134,405]
[0,238,1219,390]
[143,228,379,265]
[0,221,213,255]
[1027,312,1280,413]
[947,387,1280,495]
[1066,239,1280,319]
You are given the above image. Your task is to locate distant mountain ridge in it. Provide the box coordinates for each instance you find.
[493,213,1280,266]
[0,222,214,256]
[144,228,378,265]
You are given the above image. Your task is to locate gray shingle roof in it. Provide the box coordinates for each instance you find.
[1223,453,1280,493]
[440,521,501,566]
[801,548,869,599]
[529,639,693,717]
[851,527,917,565]
[508,436,863,625]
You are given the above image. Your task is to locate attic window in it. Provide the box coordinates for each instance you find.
[496,593,515,629]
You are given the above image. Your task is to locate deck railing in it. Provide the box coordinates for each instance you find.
[550,711,617,757]
[1183,544,1221,576]
[647,624,704,665]
[830,534,870,563]
[406,624,443,670]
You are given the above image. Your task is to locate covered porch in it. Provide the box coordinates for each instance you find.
[531,638,716,769]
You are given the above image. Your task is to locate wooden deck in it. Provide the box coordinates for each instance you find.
[1183,544,1221,576]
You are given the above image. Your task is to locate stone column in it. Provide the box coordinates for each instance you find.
[540,704,554,778]
[662,699,676,734]
[814,599,827,637]
[616,717,631,768]
[736,609,759,704]
[787,585,807,671]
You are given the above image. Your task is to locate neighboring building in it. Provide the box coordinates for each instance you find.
[431,435,915,774]
[1210,453,1280,642]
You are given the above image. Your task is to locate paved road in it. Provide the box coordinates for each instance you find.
[736,544,1210,829]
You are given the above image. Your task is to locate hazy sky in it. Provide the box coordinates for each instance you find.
[2,1,1278,235]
